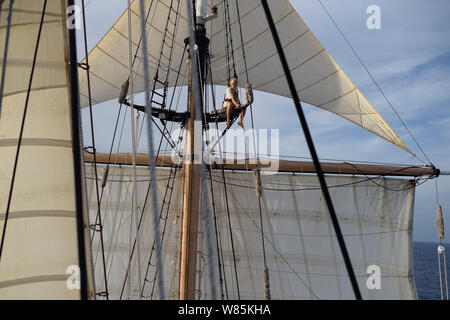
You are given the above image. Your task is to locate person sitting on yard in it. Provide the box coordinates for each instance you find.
[223,77,244,128]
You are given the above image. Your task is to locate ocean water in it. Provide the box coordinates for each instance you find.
[413,241,450,300]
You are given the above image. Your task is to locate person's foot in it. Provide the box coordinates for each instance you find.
[237,120,244,129]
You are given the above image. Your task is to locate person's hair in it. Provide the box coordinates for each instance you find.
[229,77,238,87]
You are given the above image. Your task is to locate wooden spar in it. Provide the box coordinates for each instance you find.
[178,78,201,300]
[84,152,438,177]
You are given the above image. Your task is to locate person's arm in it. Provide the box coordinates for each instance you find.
[228,89,240,107]
[231,97,240,108]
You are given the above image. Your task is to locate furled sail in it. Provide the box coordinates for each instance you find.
[0,0,94,299]
[86,165,416,300]
[78,0,407,151]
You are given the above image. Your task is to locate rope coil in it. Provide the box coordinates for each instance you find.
[436,204,445,240]
[118,79,129,104]
[253,168,262,198]
[245,82,254,105]
[263,266,271,300]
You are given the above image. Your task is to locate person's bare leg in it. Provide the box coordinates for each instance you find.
[237,109,246,128]
[226,102,232,127]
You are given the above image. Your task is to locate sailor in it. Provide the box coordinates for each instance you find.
[223,77,244,128]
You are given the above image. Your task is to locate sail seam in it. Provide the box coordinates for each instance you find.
[1,84,68,98]
[317,87,356,107]
[0,275,68,289]
[0,8,61,17]
[111,21,185,53]
[298,67,340,93]
[0,210,76,220]
[0,19,61,29]
[254,47,327,91]
[0,138,72,148]
[94,45,145,80]
[0,58,65,69]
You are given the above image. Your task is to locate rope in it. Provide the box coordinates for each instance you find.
[261,0,362,300]
[229,186,319,299]
[317,0,432,166]
[98,0,164,300]
[81,0,109,299]
[120,42,188,301]
[253,169,271,299]
[138,0,165,300]
[0,0,47,263]
[235,0,271,299]
[0,0,14,120]
[89,104,123,245]
[127,0,142,299]
[223,0,237,79]
[90,0,155,248]
[437,245,449,300]
[207,166,228,300]
[206,51,231,300]
[205,50,241,300]
[435,176,448,300]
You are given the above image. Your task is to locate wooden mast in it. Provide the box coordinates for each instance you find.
[179,66,201,300]
[178,0,209,300]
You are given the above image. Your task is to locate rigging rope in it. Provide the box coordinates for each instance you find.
[137,0,165,300]
[206,47,231,300]
[223,0,237,79]
[88,0,170,299]
[317,0,432,166]
[118,30,188,301]
[261,0,362,300]
[435,178,448,300]
[0,0,14,120]
[81,0,109,299]
[207,166,227,300]
[0,0,47,263]
[206,48,240,300]
[234,0,271,299]
[437,244,449,300]
[228,185,320,299]
[90,0,156,249]
[127,0,142,299]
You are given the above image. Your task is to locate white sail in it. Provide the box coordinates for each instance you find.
[78,0,407,151]
[0,0,94,299]
[87,165,416,300]
[86,165,184,299]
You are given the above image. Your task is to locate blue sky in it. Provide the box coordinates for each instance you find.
[77,0,450,243]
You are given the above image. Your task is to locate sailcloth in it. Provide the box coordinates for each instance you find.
[86,166,417,300]
[0,0,94,299]
[79,0,407,150]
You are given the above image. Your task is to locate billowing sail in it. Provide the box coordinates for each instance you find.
[0,0,94,299]
[86,165,416,300]
[78,0,407,150]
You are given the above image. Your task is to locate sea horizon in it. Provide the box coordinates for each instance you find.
[413,241,449,300]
